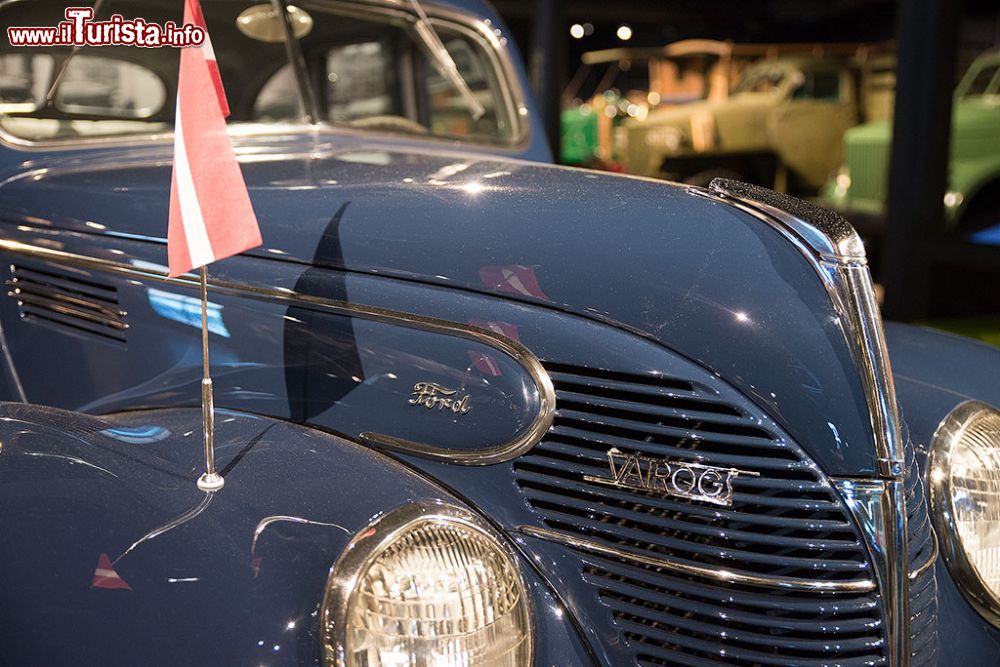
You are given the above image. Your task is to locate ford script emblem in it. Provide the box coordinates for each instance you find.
[408,382,472,415]
[584,447,758,507]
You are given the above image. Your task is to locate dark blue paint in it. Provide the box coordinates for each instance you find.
[0,403,594,666]
[884,322,1000,663]
[0,145,878,475]
[0,0,998,658]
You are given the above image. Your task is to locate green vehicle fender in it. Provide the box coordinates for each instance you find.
[949,152,1000,224]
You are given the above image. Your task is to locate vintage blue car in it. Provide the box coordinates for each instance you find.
[2,1,1000,666]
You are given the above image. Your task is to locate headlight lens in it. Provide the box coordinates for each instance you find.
[930,401,1000,626]
[323,503,532,666]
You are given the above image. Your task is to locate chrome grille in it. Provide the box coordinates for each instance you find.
[845,138,890,203]
[515,362,886,666]
[7,264,127,343]
[906,449,938,662]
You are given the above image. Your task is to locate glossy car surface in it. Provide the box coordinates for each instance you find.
[2,1,1000,666]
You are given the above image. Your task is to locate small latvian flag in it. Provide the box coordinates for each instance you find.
[167,0,261,277]
[91,553,131,591]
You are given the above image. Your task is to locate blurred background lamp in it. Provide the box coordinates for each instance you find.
[616,25,633,40]
[569,23,585,39]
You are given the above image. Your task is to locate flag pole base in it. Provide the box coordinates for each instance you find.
[197,472,225,492]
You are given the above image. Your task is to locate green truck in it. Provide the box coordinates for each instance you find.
[823,50,1000,235]
[620,48,895,193]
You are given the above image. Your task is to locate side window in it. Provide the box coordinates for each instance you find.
[963,64,1000,97]
[425,32,502,141]
[792,71,841,102]
[0,54,54,111]
[254,66,299,121]
[326,42,395,122]
[0,52,166,140]
[55,55,166,118]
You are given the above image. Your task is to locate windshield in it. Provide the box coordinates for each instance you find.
[957,59,1000,99]
[733,68,786,95]
[0,0,520,145]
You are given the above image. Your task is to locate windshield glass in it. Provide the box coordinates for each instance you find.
[733,67,785,95]
[0,0,519,145]
[958,60,1000,99]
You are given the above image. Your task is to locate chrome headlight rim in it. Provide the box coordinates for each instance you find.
[320,500,534,667]
[928,399,1000,629]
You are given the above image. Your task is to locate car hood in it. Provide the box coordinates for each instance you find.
[0,139,878,473]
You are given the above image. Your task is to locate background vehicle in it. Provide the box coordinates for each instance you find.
[0,0,548,160]
[824,49,1000,242]
[621,47,895,193]
[560,39,751,167]
[3,2,1000,666]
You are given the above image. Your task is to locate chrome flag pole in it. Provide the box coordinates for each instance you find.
[196,265,223,492]
[166,0,262,492]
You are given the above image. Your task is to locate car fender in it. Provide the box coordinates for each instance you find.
[950,155,1000,223]
[885,321,1000,661]
[0,403,593,665]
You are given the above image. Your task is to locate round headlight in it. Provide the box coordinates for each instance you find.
[929,400,1000,627]
[322,503,533,666]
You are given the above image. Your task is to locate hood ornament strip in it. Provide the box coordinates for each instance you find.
[699,178,910,667]
[520,524,876,593]
[0,238,555,465]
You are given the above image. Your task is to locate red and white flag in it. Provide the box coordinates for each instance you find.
[185,0,228,117]
[91,553,132,591]
[167,0,261,277]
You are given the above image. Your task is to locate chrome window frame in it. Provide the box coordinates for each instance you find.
[0,237,556,465]
[0,0,533,152]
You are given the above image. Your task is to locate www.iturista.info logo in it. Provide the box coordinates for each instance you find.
[6,7,207,48]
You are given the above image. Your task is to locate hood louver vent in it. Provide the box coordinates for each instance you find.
[7,264,127,343]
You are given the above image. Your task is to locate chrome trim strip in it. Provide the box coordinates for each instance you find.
[698,180,904,477]
[928,400,1000,629]
[0,299,25,402]
[321,501,534,667]
[16,296,128,330]
[0,0,532,152]
[8,287,128,329]
[909,526,939,582]
[0,238,555,465]
[834,476,912,600]
[519,524,877,593]
[7,280,125,321]
[698,179,910,666]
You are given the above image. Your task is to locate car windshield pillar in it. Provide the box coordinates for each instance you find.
[270,0,320,123]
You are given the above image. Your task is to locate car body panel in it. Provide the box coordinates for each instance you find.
[0,403,594,665]
[2,3,1000,661]
[0,144,882,475]
[883,322,1000,663]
